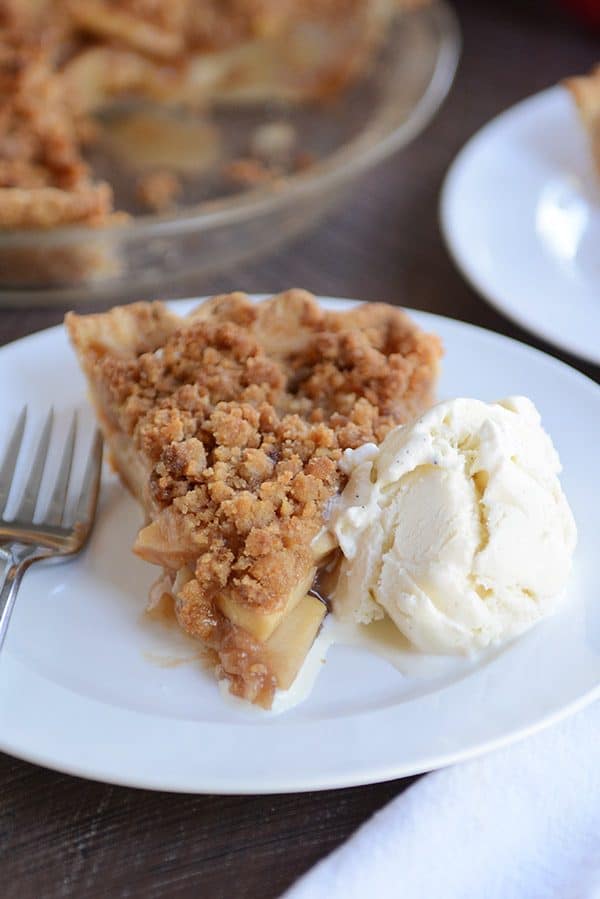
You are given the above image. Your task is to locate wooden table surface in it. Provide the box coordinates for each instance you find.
[1,2,598,897]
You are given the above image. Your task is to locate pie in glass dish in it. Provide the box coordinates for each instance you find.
[67,290,442,707]
[0,0,419,232]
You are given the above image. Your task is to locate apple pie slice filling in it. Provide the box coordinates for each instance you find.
[141,529,334,705]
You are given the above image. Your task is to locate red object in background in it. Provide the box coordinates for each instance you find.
[560,0,600,27]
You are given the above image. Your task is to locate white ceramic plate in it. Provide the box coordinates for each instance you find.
[440,86,600,366]
[1,297,599,794]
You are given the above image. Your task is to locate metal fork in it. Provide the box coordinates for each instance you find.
[0,407,103,650]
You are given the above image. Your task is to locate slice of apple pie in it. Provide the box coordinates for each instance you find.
[67,290,442,707]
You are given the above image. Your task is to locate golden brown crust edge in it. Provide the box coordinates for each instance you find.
[564,65,600,173]
[565,65,600,124]
[66,301,180,362]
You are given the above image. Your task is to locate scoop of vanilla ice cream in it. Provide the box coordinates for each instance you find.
[330,397,577,653]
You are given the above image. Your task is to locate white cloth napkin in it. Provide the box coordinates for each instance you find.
[283,702,600,899]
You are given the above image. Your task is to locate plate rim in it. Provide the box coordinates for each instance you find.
[2,657,597,795]
[1,295,599,794]
[439,85,600,367]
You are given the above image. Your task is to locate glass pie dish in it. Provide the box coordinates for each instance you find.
[0,1,460,305]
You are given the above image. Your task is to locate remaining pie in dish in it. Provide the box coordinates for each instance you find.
[0,0,415,231]
[565,65,600,174]
[67,290,442,706]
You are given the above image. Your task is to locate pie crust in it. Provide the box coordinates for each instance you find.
[565,65,600,174]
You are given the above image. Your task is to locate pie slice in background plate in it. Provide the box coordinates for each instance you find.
[66,290,442,707]
[564,65,600,174]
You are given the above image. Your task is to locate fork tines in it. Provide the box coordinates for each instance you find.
[0,406,102,546]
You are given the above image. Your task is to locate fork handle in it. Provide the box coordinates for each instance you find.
[0,547,36,651]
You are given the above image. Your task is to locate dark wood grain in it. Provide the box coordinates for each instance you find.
[1,2,598,897]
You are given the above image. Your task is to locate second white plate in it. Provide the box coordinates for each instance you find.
[1,298,599,793]
[441,86,600,365]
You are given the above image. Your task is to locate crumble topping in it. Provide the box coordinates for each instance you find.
[0,11,114,227]
[135,169,181,211]
[67,290,442,705]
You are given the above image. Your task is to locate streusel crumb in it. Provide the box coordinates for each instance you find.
[67,290,442,705]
